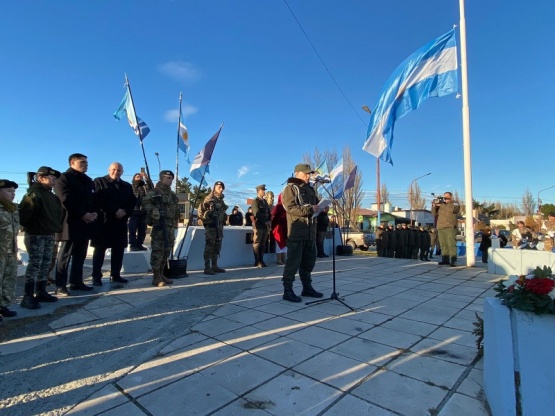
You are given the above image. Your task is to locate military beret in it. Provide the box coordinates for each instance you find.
[256,184,266,191]
[214,181,225,190]
[549,212,555,218]
[294,163,314,174]
[159,170,175,179]
[36,166,61,178]
[0,179,18,189]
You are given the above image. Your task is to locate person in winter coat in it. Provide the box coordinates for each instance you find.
[19,167,63,309]
[0,179,20,320]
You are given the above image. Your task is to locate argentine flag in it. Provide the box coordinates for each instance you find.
[113,87,150,140]
[362,29,458,164]
[329,158,344,200]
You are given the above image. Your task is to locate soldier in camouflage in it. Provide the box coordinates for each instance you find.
[143,171,179,287]
[251,184,271,268]
[542,212,555,252]
[0,179,20,320]
[19,167,63,309]
[198,181,228,275]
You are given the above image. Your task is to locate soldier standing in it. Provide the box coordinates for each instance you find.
[143,171,179,287]
[251,184,271,267]
[541,212,555,252]
[19,167,63,309]
[0,179,19,320]
[281,163,323,302]
[198,181,228,275]
[128,172,149,251]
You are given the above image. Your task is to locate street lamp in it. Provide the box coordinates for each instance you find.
[537,185,555,214]
[362,105,381,228]
[155,152,161,172]
[409,172,432,225]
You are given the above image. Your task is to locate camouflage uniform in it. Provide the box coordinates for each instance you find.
[251,193,271,267]
[143,181,179,286]
[198,190,228,273]
[0,198,19,310]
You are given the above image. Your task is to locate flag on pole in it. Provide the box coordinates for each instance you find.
[344,165,357,193]
[362,29,458,164]
[113,87,150,140]
[311,158,330,187]
[189,127,222,187]
[178,119,190,162]
[329,158,344,199]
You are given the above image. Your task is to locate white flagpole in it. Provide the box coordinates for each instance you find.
[175,92,183,193]
[459,0,475,266]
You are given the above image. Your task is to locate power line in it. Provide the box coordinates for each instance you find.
[282,0,367,127]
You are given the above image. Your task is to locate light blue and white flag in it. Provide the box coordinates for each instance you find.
[189,127,222,187]
[178,118,190,162]
[362,29,458,164]
[113,87,150,140]
[329,158,344,200]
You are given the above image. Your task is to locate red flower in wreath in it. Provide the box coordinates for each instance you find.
[524,277,555,295]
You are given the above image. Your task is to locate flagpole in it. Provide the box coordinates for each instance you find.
[459,0,475,266]
[125,74,154,188]
[362,105,381,228]
[175,92,183,193]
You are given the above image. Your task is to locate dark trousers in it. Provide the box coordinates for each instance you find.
[56,240,89,288]
[282,239,316,286]
[128,214,147,247]
[92,246,125,279]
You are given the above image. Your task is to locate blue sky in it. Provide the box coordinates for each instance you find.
[2,1,554,213]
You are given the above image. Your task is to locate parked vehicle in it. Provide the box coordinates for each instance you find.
[339,227,375,250]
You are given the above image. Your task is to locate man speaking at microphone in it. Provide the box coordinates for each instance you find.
[281,163,324,302]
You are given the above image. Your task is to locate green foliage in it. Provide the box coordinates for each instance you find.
[540,203,555,216]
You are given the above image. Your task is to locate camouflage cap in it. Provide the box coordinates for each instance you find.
[294,163,314,174]
[36,166,61,178]
[159,170,174,179]
[0,179,18,189]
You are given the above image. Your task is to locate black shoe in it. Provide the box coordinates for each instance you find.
[92,277,103,286]
[301,286,324,298]
[323,254,329,257]
[137,245,148,251]
[283,289,302,303]
[35,291,58,303]
[69,283,94,291]
[0,306,17,317]
[20,296,41,310]
[56,287,71,297]
[129,246,140,252]
[111,276,128,284]
[317,254,325,258]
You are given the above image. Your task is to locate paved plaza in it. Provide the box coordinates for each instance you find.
[0,255,497,415]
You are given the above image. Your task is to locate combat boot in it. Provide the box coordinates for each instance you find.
[152,270,166,287]
[438,256,450,265]
[450,257,457,267]
[35,280,58,303]
[212,259,226,273]
[204,260,215,275]
[301,283,324,298]
[21,282,41,309]
[159,267,173,285]
[283,283,302,303]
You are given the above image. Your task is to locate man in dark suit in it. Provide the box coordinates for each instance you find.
[54,153,97,296]
[91,162,136,286]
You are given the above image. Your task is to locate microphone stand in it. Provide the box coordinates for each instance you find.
[305,181,354,311]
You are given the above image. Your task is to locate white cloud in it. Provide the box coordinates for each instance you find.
[238,166,249,178]
[158,61,201,83]
[163,105,198,122]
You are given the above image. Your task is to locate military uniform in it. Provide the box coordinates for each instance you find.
[281,164,323,302]
[0,179,19,319]
[19,167,63,308]
[431,197,460,266]
[251,184,271,267]
[542,215,555,252]
[198,181,228,275]
[143,171,179,286]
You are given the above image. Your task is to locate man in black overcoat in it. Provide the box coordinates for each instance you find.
[55,153,98,295]
[91,162,136,286]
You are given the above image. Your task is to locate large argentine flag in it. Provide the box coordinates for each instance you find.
[362,29,458,164]
[189,127,222,187]
[113,87,150,140]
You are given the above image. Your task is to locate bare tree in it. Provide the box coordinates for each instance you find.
[522,188,536,216]
[407,182,426,210]
[379,183,390,205]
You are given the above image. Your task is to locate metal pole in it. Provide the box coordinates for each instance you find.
[409,173,431,226]
[155,152,161,172]
[175,92,183,193]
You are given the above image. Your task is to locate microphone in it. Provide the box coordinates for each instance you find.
[313,178,331,183]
